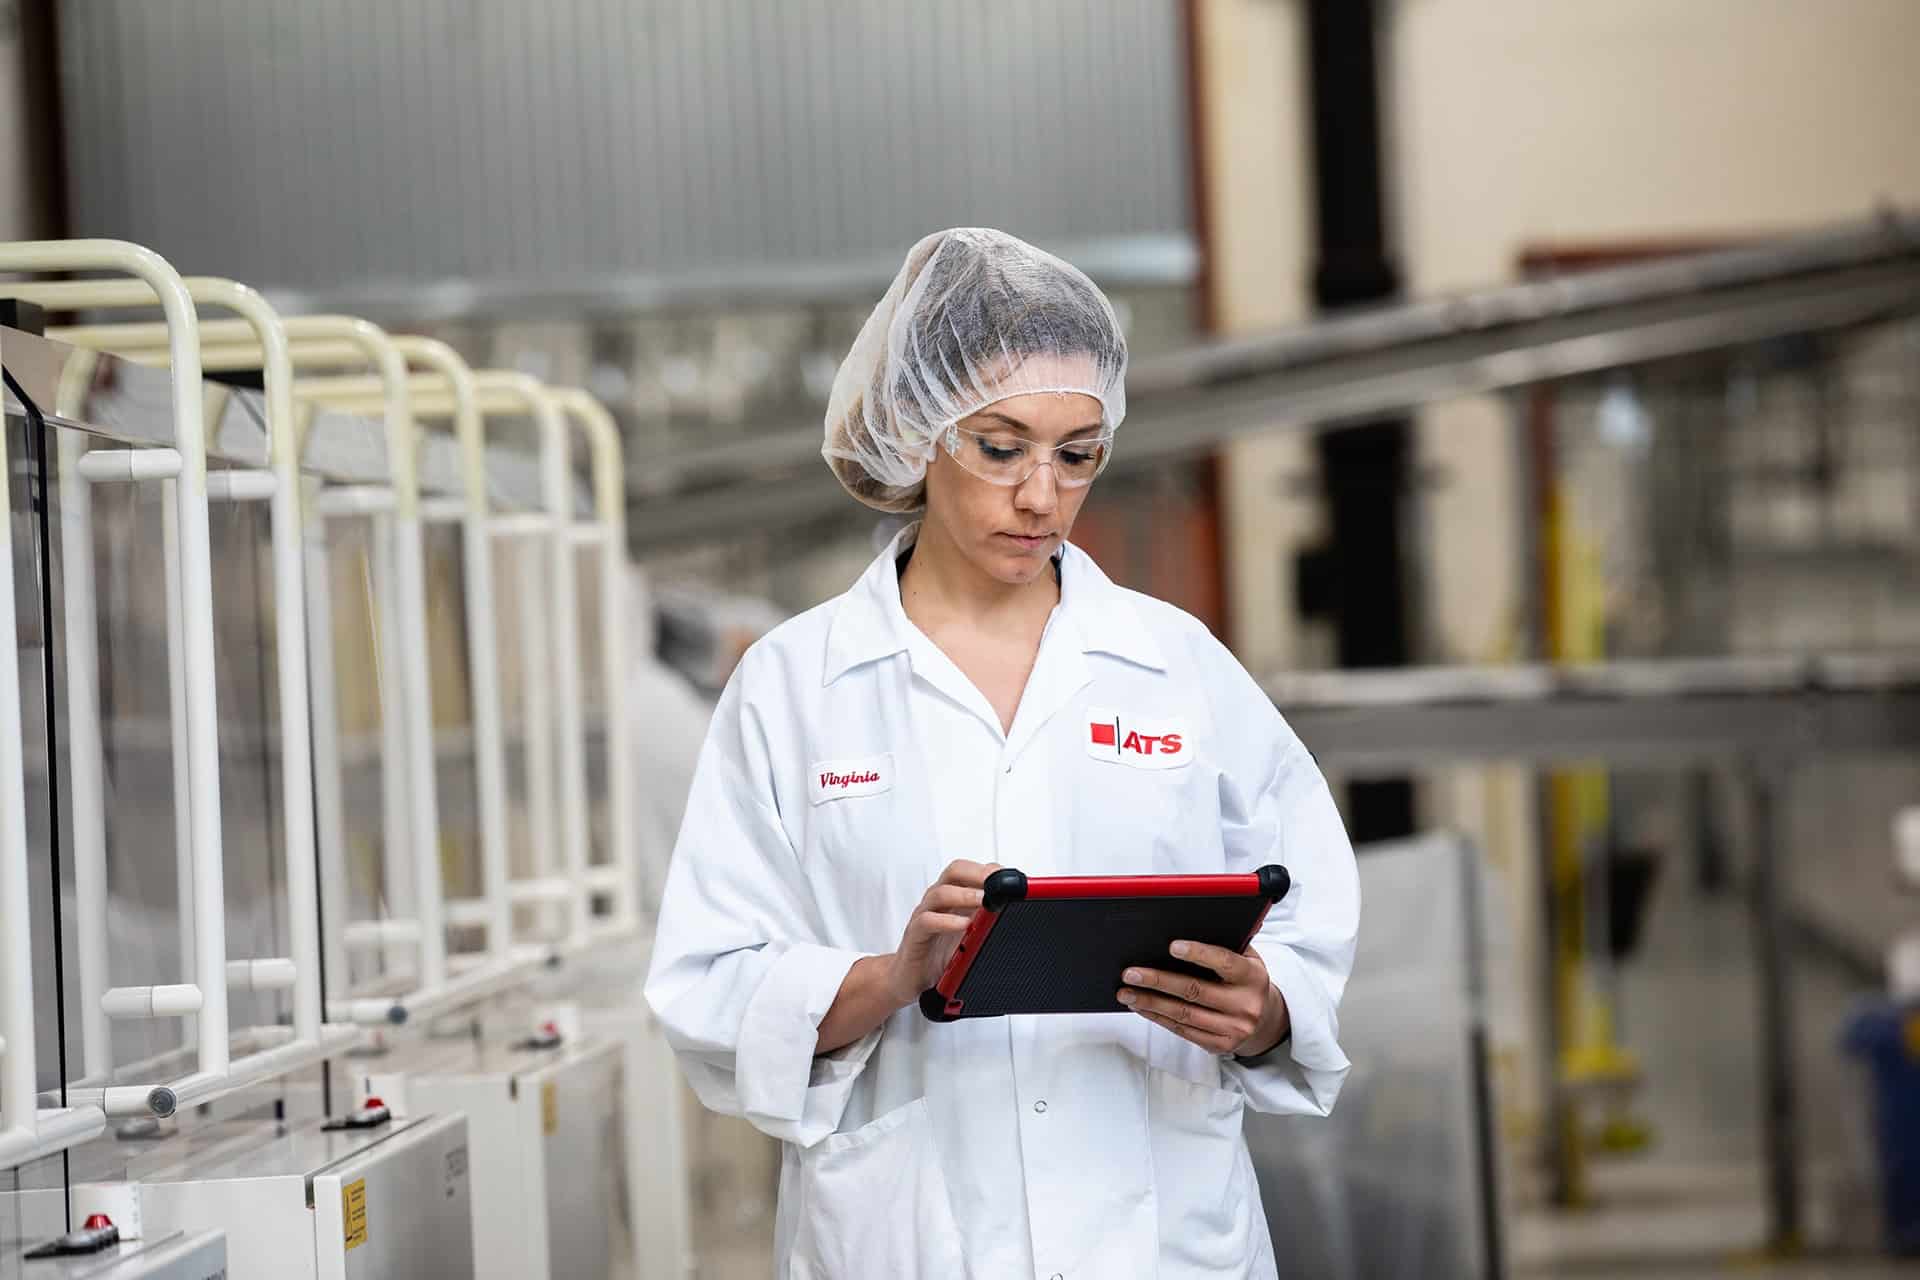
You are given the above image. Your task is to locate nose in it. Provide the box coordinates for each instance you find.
[1014,460,1059,514]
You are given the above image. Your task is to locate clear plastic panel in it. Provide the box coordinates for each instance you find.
[317,517,415,989]
[420,519,483,956]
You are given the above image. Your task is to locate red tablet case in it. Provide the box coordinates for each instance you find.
[919,865,1291,1022]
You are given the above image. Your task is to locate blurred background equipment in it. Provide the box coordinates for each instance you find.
[5,1,1920,1277]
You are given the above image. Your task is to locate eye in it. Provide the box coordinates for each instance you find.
[1056,447,1100,469]
[975,439,1025,463]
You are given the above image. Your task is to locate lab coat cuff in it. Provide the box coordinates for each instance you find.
[735,942,881,1143]
[1227,941,1351,1117]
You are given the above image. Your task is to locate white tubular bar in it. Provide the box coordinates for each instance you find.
[488,512,553,538]
[310,485,397,516]
[390,340,516,965]
[74,448,183,482]
[54,430,113,1078]
[516,533,560,933]
[100,985,205,1019]
[507,877,575,903]
[371,514,417,978]
[0,1107,108,1170]
[342,920,423,949]
[0,243,229,1079]
[89,1023,362,1118]
[555,389,636,932]
[418,496,466,522]
[21,279,332,1051]
[204,470,277,501]
[226,958,298,993]
[163,484,197,1050]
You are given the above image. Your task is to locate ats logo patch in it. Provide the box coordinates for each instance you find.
[1085,708,1193,770]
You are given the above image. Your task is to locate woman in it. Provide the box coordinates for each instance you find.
[646,228,1359,1279]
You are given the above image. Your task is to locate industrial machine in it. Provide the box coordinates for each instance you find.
[353,1027,627,1280]
[66,1114,471,1280]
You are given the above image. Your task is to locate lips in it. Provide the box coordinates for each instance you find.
[1000,532,1052,549]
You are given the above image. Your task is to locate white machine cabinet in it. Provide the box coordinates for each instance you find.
[4,1230,226,1280]
[360,1036,626,1280]
[72,1114,471,1280]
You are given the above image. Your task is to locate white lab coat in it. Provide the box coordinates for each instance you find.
[646,526,1359,1279]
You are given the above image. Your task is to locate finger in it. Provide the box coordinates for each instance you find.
[938,860,997,889]
[1121,966,1246,1015]
[1117,988,1245,1039]
[912,913,972,936]
[1167,940,1254,984]
[921,884,985,915]
[1133,1009,1237,1055]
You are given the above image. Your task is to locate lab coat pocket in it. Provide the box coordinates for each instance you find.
[1147,1066,1262,1278]
[790,1097,967,1280]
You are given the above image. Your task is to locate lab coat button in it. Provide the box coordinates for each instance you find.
[1033,1099,1047,1113]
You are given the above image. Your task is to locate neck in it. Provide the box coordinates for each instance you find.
[900,515,1058,632]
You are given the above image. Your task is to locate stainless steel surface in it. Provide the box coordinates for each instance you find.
[354,1036,625,1280]
[58,0,1191,307]
[623,214,1920,546]
[2,1231,225,1280]
[95,1113,473,1280]
[2,328,579,515]
[1248,833,1497,1280]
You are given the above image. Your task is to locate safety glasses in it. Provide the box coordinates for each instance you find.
[940,423,1115,488]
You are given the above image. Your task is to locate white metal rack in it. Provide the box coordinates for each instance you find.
[0,240,220,1157]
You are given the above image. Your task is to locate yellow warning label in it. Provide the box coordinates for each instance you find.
[342,1178,368,1251]
[541,1080,559,1136]
[1903,1013,1920,1062]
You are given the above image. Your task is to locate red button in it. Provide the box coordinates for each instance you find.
[363,1097,385,1110]
[83,1214,112,1231]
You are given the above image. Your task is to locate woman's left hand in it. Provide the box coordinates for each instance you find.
[1119,941,1291,1058]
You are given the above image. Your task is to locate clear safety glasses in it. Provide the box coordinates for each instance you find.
[940,423,1116,488]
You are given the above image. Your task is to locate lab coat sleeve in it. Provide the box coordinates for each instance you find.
[1202,637,1360,1117]
[643,671,881,1147]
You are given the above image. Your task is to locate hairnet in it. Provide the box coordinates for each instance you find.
[822,228,1129,512]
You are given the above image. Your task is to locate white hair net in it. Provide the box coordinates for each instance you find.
[822,227,1129,513]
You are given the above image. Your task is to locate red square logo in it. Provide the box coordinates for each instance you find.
[1089,721,1116,747]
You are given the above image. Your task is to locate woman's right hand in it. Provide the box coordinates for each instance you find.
[882,860,1000,1006]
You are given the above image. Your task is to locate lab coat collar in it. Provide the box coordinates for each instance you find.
[822,522,1166,686]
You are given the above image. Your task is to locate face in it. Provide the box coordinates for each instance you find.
[921,387,1107,586]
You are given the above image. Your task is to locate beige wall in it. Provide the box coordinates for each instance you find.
[1191,0,1320,673]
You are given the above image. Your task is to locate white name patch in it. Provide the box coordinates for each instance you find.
[1084,707,1193,770]
[808,753,895,804]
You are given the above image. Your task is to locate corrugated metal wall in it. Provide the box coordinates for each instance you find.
[57,0,1191,298]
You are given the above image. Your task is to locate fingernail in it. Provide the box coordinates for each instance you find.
[1117,990,1135,1005]
[1170,941,1190,958]
[1123,968,1143,984]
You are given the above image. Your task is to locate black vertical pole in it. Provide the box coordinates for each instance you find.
[1303,0,1415,843]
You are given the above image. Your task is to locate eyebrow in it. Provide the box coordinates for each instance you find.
[974,411,1106,440]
